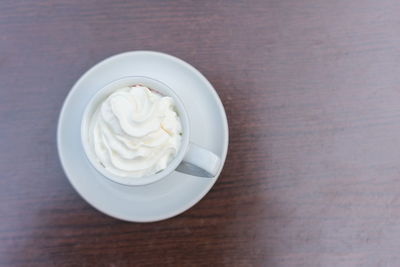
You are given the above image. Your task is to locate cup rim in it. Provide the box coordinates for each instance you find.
[80,76,190,186]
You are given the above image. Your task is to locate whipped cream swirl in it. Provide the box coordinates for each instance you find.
[89,85,182,178]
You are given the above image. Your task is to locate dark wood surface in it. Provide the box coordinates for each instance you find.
[1,0,400,266]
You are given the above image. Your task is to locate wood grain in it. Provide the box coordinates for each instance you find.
[1,0,400,266]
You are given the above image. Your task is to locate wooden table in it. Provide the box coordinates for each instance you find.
[1,1,400,266]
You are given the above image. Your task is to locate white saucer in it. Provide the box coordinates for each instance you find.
[57,51,229,222]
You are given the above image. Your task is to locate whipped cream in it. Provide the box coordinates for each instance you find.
[89,85,182,178]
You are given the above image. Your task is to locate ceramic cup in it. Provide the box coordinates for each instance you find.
[81,76,221,186]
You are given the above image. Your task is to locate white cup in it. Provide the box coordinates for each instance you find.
[81,76,221,186]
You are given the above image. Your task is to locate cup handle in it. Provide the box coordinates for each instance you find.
[175,143,221,178]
